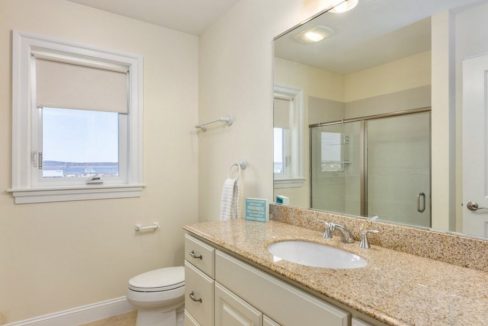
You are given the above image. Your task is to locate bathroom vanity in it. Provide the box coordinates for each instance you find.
[182,216,488,326]
[183,231,369,326]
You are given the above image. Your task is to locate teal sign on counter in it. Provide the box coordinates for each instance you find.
[245,198,269,222]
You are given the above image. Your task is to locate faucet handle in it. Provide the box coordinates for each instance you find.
[323,222,333,239]
[359,229,379,249]
[367,216,379,222]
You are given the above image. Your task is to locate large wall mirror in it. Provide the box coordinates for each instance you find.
[273,0,488,239]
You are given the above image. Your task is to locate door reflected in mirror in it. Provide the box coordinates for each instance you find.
[273,0,488,239]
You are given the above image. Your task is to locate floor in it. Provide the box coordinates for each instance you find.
[82,311,136,326]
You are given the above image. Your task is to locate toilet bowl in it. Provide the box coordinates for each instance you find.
[127,267,185,326]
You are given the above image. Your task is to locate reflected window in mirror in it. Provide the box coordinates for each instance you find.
[273,127,287,175]
[273,86,304,188]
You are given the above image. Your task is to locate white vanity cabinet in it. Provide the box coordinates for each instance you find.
[184,234,371,326]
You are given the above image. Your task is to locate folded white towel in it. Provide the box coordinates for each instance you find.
[219,177,241,221]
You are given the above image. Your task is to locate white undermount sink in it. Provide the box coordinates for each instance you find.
[268,240,367,269]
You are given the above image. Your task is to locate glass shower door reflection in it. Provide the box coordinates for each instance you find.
[311,122,362,215]
[366,112,431,227]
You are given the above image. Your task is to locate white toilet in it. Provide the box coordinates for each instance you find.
[127,266,185,326]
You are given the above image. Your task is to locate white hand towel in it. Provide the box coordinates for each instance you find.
[219,177,241,221]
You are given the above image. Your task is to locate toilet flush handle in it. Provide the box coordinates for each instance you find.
[189,250,203,259]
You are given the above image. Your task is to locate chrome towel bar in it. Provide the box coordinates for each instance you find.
[195,116,233,132]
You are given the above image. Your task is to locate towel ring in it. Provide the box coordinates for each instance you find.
[229,160,248,178]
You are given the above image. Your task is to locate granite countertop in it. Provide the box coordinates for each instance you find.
[184,219,488,326]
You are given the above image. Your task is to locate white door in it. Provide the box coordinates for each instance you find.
[215,283,262,326]
[463,54,488,237]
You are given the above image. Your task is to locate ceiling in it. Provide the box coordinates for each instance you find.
[274,0,486,74]
[67,0,239,35]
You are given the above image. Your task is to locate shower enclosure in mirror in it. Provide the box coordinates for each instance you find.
[273,0,488,239]
[310,110,431,227]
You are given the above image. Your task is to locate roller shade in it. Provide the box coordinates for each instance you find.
[273,97,291,128]
[36,58,128,113]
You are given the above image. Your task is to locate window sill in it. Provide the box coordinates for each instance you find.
[7,184,145,204]
[273,178,305,189]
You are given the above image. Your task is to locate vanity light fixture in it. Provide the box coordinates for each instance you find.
[330,0,358,14]
[294,26,334,44]
[304,30,326,42]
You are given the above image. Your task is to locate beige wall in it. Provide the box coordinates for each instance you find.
[0,0,199,322]
[344,51,432,102]
[274,57,344,102]
[199,0,339,220]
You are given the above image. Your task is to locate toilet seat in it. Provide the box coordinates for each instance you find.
[128,266,184,293]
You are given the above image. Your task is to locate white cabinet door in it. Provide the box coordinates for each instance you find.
[463,54,488,237]
[263,315,280,326]
[215,282,263,326]
[215,251,349,326]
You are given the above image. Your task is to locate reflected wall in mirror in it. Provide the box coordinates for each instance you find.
[273,0,488,239]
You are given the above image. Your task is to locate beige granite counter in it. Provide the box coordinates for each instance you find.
[184,220,488,326]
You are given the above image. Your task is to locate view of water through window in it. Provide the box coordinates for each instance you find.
[42,107,119,178]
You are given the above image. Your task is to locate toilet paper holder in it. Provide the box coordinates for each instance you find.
[134,222,160,232]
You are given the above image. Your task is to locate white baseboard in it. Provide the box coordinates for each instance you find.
[5,296,134,326]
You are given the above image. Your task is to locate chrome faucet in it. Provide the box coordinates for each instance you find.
[323,222,355,243]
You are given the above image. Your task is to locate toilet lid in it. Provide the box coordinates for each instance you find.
[128,266,185,292]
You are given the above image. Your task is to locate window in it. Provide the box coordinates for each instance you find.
[273,86,304,188]
[10,32,143,204]
[41,108,122,179]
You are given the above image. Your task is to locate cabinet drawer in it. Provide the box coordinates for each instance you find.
[185,234,215,277]
[184,310,200,326]
[185,261,214,326]
[215,250,349,326]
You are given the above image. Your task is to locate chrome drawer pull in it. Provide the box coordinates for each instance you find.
[189,250,203,259]
[189,291,203,303]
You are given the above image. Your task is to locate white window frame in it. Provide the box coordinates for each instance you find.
[9,32,144,204]
[273,85,305,188]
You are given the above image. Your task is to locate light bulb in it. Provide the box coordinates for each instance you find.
[330,0,358,14]
[303,31,326,42]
